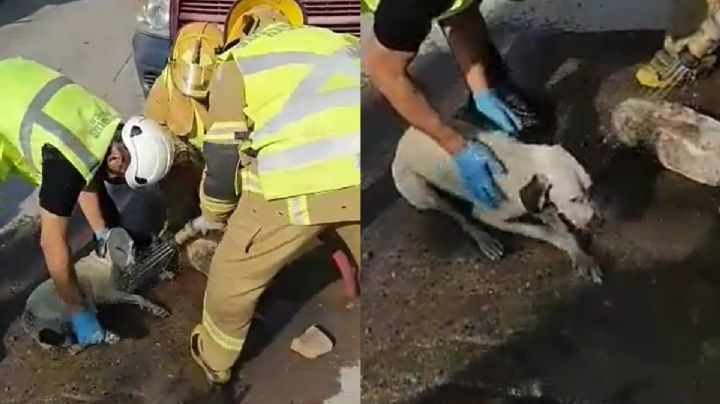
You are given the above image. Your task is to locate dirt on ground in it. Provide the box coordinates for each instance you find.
[361,28,720,404]
[0,199,360,404]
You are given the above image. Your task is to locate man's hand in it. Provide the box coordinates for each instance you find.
[70,310,105,346]
[473,88,522,134]
[451,140,507,210]
[94,228,111,257]
[191,215,226,236]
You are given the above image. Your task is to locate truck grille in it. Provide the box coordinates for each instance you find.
[174,0,360,37]
[143,71,160,90]
[176,0,234,29]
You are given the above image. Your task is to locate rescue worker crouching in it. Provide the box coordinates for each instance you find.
[363,0,540,215]
[144,22,224,238]
[0,57,174,347]
[187,0,360,384]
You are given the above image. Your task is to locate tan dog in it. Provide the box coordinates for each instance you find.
[392,123,603,283]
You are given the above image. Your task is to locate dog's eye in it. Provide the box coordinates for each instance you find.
[570,196,583,203]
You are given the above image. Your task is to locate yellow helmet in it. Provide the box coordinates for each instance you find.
[169,22,224,99]
[223,0,305,47]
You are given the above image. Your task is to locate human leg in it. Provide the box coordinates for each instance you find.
[190,211,324,383]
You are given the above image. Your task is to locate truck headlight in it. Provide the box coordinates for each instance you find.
[136,0,170,38]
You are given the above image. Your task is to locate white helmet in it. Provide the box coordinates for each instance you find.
[121,116,175,189]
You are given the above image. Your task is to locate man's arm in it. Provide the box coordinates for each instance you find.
[440,3,491,93]
[199,60,251,223]
[40,209,82,312]
[366,40,464,153]
[367,0,509,210]
[38,147,88,312]
[367,0,465,153]
[77,177,107,235]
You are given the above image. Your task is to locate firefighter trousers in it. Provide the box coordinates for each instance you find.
[192,199,360,373]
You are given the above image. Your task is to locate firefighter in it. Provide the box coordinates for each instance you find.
[144,22,224,236]
[363,0,540,212]
[187,0,360,384]
[0,57,174,347]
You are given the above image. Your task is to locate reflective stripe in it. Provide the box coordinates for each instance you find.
[240,170,262,193]
[287,195,310,225]
[259,132,359,174]
[204,132,241,143]
[235,48,359,143]
[207,121,248,133]
[20,76,98,174]
[201,303,244,351]
[210,121,248,129]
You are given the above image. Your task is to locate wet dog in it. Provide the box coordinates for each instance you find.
[22,228,175,354]
[391,123,603,283]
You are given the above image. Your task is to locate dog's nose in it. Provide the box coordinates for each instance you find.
[588,211,605,231]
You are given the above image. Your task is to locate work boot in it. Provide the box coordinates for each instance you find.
[190,325,232,385]
[636,39,718,89]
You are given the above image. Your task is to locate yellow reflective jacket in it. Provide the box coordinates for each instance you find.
[0,58,121,185]
[214,22,360,201]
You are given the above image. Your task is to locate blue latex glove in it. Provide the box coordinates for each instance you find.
[94,228,110,257]
[453,141,507,210]
[473,88,522,134]
[70,310,105,346]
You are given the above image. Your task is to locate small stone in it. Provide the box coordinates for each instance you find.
[290,325,334,359]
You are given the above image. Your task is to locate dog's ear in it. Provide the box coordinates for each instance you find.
[520,174,552,213]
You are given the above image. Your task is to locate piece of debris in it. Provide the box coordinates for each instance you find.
[611,98,720,186]
[290,325,334,359]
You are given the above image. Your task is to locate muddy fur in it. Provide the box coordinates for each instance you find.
[391,122,603,283]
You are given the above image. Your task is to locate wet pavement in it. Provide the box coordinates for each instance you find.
[361,27,720,404]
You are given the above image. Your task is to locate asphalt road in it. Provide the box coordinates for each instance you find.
[360,1,720,403]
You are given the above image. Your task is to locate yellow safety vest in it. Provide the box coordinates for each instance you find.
[0,58,121,186]
[219,23,360,200]
[361,0,473,20]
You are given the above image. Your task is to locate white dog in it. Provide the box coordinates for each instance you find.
[23,228,174,353]
[391,123,603,283]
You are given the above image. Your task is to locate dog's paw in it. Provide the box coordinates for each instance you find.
[573,254,603,284]
[150,305,171,318]
[474,234,504,261]
[158,270,178,281]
